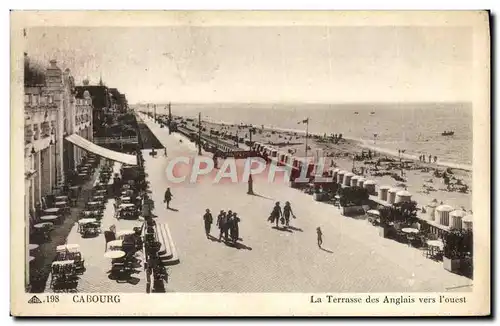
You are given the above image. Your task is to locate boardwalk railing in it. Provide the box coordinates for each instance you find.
[93,136,139,145]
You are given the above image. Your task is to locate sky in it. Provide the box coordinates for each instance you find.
[25,26,472,104]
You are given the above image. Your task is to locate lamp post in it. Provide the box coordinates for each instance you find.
[198,112,202,155]
[50,127,57,191]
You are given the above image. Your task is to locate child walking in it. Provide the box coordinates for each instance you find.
[316,227,323,248]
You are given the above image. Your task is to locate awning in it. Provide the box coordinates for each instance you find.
[65,134,137,166]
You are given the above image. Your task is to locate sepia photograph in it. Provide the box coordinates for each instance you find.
[10,10,490,316]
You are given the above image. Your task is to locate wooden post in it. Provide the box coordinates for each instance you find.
[305,118,309,160]
[198,112,202,155]
[168,102,172,135]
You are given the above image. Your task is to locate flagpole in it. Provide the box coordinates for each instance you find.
[305,118,309,160]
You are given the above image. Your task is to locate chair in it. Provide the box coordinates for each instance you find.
[104,231,116,251]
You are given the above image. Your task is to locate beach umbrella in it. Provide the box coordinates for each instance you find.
[378,185,391,201]
[435,204,454,227]
[450,209,466,229]
[395,190,412,203]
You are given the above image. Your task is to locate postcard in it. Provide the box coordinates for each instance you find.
[11,10,490,316]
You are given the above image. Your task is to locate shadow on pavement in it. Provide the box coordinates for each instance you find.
[207,234,220,242]
[108,271,142,285]
[225,241,252,251]
[251,193,274,201]
[287,226,303,232]
[320,247,334,254]
[272,226,293,233]
[167,207,179,212]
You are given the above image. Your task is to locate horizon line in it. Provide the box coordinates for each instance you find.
[129,100,471,106]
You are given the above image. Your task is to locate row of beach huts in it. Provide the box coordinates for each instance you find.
[251,141,473,237]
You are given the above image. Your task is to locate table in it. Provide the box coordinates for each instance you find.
[79,218,97,225]
[44,207,60,214]
[116,230,135,239]
[55,195,68,201]
[78,173,87,178]
[34,222,52,229]
[82,210,100,216]
[427,240,444,250]
[52,259,75,266]
[121,191,128,196]
[40,215,59,222]
[55,201,67,207]
[93,195,105,200]
[121,196,131,201]
[95,190,106,194]
[366,209,380,216]
[104,250,126,259]
[402,228,420,234]
[87,201,100,206]
[28,244,39,251]
[56,244,80,252]
[107,240,123,250]
[119,203,135,209]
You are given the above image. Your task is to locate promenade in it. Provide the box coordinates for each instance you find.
[134,113,472,292]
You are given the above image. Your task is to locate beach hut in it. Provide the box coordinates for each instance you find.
[337,170,347,184]
[270,149,278,158]
[378,185,391,201]
[462,214,473,231]
[284,154,291,166]
[450,210,466,230]
[357,177,365,188]
[350,175,359,187]
[332,168,340,182]
[387,188,399,205]
[344,172,354,187]
[363,180,376,195]
[426,199,439,221]
[436,204,454,227]
[278,152,286,164]
[395,190,412,204]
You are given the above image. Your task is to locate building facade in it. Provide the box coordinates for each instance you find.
[24,59,93,287]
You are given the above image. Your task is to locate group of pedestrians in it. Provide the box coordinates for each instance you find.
[268,201,296,228]
[203,209,241,243]
[419,154,438,164]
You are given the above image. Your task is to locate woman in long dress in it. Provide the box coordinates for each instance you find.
[231,213,240,242]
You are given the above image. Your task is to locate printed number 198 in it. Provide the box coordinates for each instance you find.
[46,295,59,303]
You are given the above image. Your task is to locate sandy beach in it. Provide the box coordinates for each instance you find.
[178,117,472,212]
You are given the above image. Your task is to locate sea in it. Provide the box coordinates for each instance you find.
[135,102,473,166]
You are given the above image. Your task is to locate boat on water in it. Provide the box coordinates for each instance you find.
[442,131,455,136]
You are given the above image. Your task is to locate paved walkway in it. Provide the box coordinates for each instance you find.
[44,162,146,293]
[138,113,473,292]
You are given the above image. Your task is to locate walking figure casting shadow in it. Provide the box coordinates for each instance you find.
[268,201,300,232]
[164,187,178,211]
[203,209,252,250]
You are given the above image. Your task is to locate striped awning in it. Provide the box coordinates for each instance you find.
[65,134,137,166]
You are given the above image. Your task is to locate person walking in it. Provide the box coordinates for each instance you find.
[217,210,227,241]
[283,201,295,227]
[203,209,213,238]
[316,227,323,248]
[270,202,283,228]
[230,212,241,242]
[164,187,173,209]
